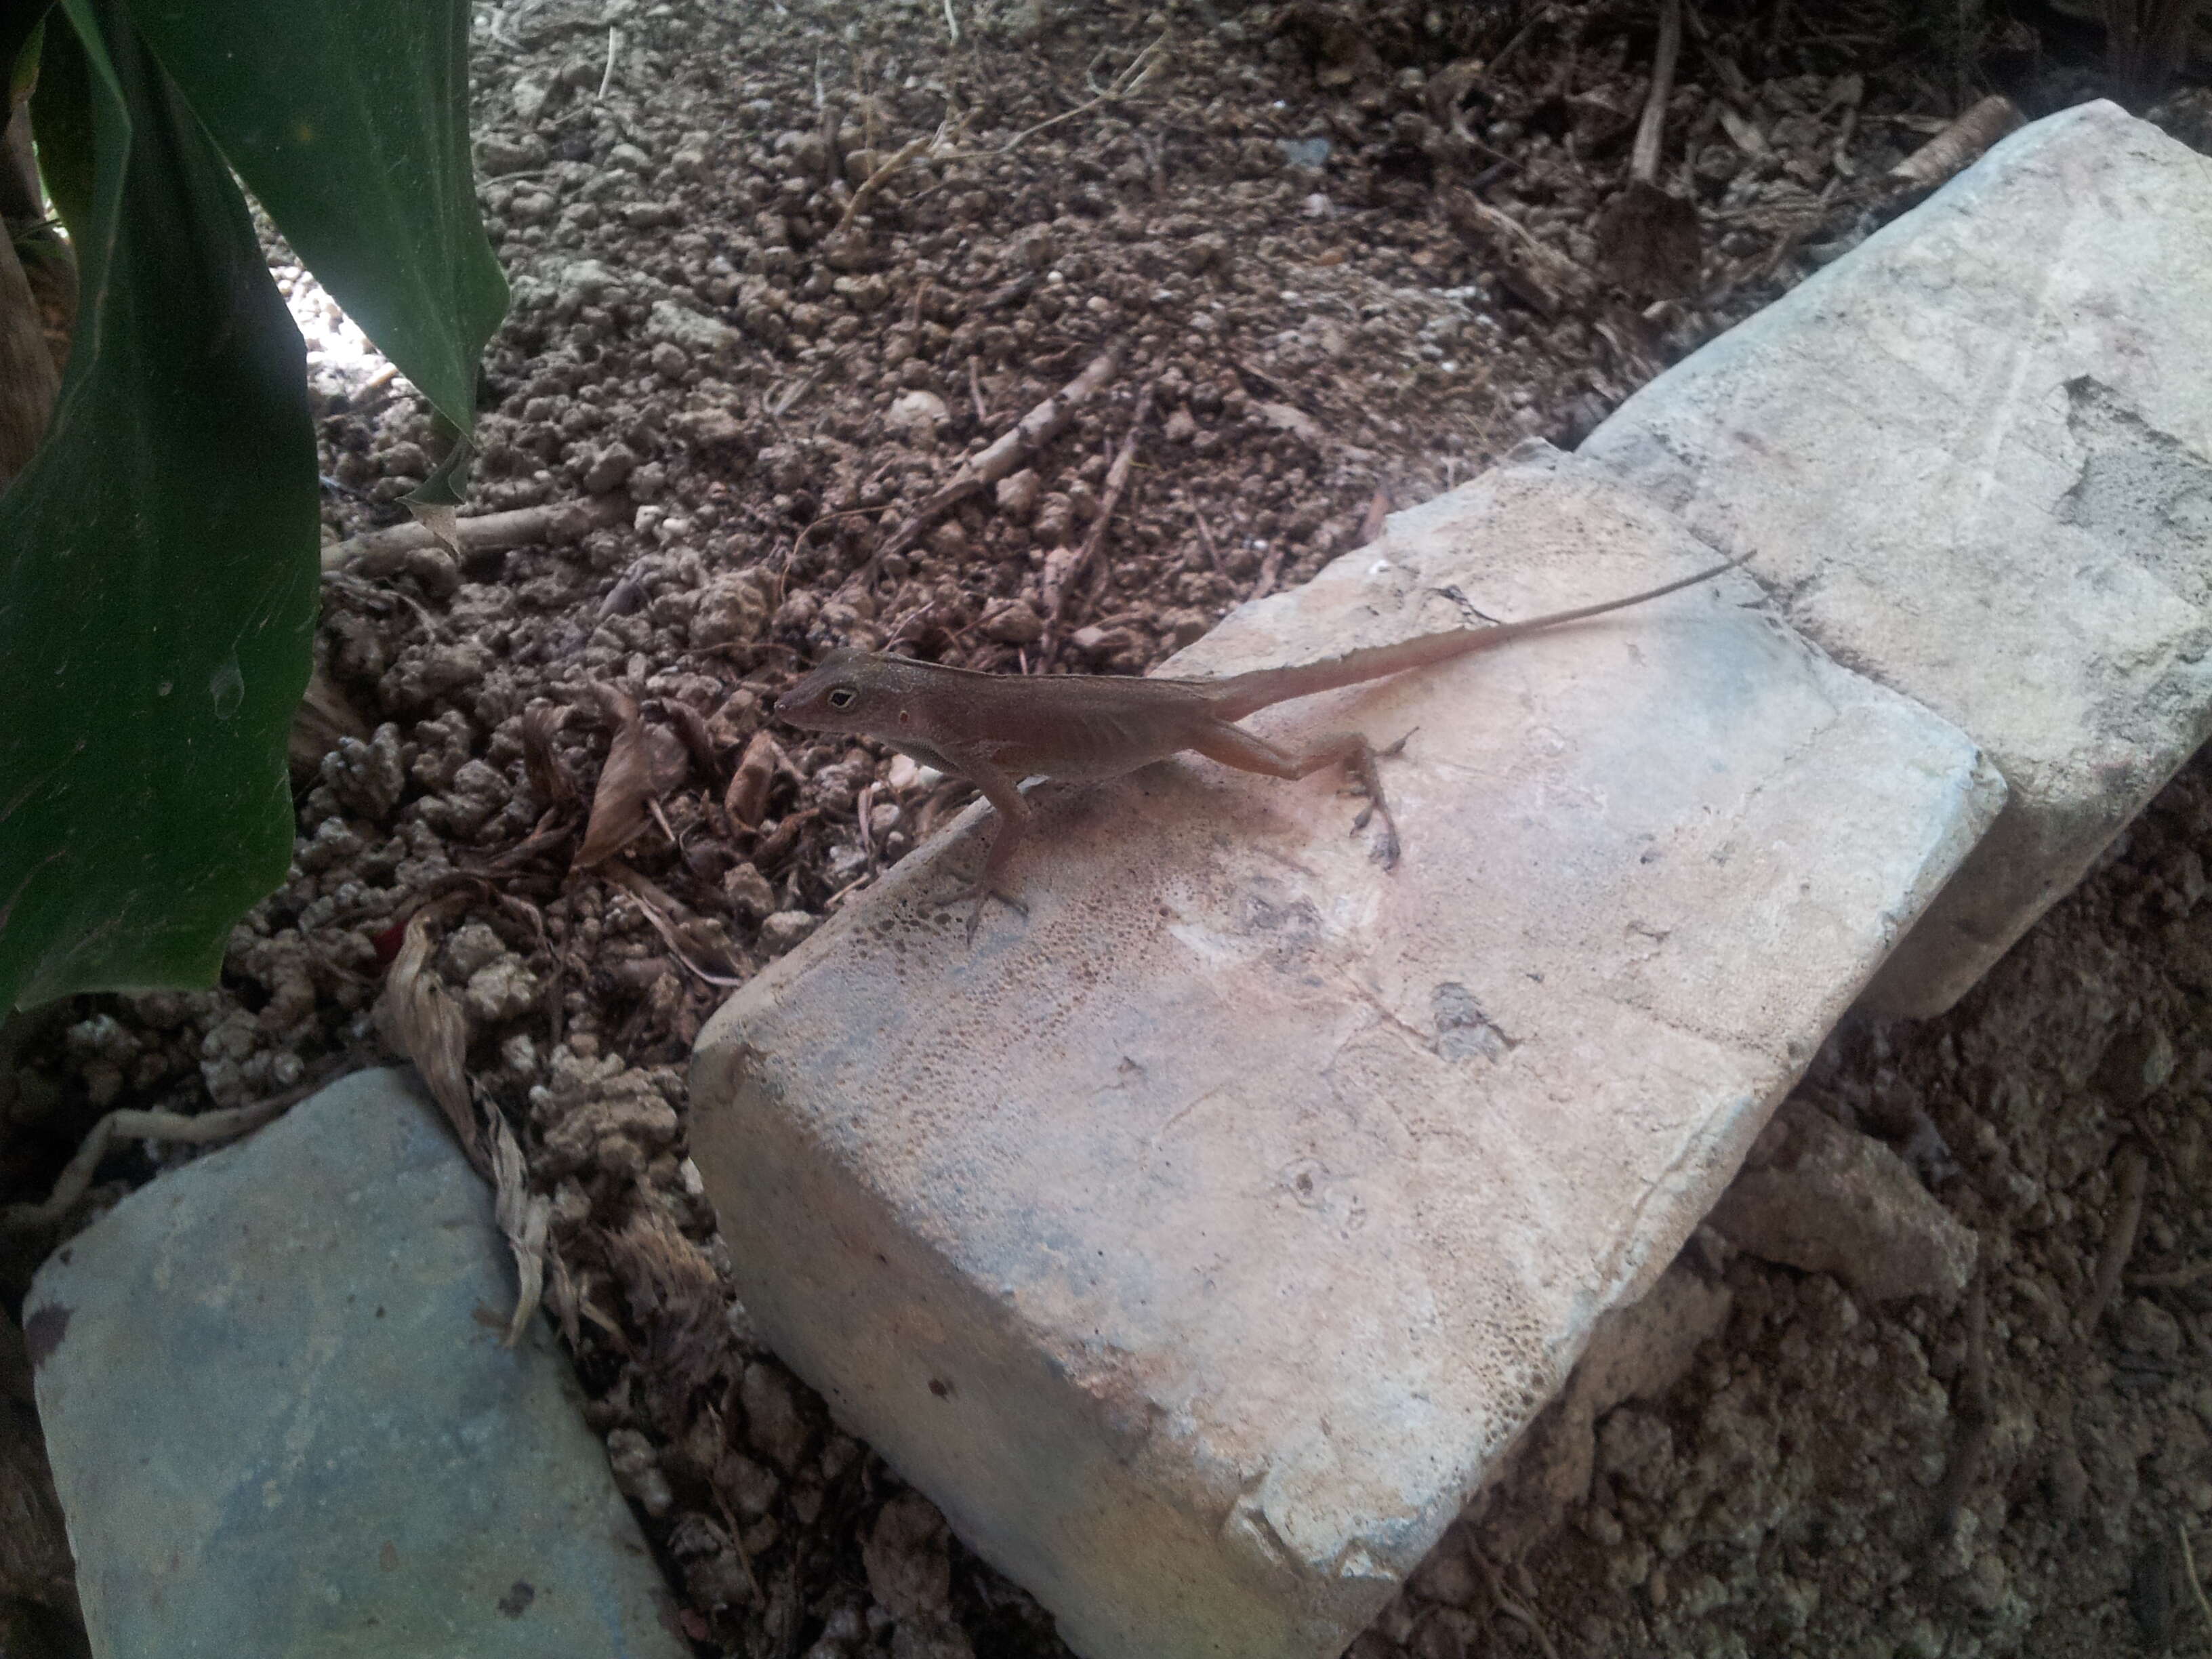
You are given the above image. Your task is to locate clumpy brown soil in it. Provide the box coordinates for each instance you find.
[5,1,2211,1655]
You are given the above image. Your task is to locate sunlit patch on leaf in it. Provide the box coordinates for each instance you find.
[404,426,474,555]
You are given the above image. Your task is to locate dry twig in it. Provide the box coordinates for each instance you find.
[2129,1261,2212,1290]
[2181,1523,2212,1646]
[1473,1551,1562,1659]
[834,127,939,238]
[597,24,620,98]
[854,342,1122,582]
[1629,0,1683,187]
[1927,1275,1991,1546]
[2085,1145,2150,1334]
[603,861,745,987]
[1,1071,338,1233]
[1043,380,1157,656]
[997,36,1164,153]
[322,493,628,577]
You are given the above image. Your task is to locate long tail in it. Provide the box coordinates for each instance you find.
[1206,552,1749,722]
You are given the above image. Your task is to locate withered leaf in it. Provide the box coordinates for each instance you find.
[1036,546,1082,626]
[489,1109,552,1347]
[575,684,654,869]
[1889,95,2022,193]
[520,702,579,808]
[604,861,746,986]
[373,899,483,1173]
[1594,179,1702,302]
[603,1208,727,1401]
[1357,481,1391,548]
[750,807,817,872]
[724,729,785,829]
[658,698,723,787]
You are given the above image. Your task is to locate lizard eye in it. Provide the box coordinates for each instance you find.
[825,687,857,710]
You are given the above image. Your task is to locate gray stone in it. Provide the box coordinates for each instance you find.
[691,447,1999,1659]
[645,298,742,361]
[758,910,819,954]
[27,1067,685,1659]
[1581,101,2212,1017]
[1705,1097,1977,1303]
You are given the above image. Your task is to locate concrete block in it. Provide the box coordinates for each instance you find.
[1580,100,2212,1017]
[26,1068,686,1659]
[690,447,2001,1659]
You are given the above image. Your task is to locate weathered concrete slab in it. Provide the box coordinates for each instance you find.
[26,1067,686,1659]
[1581,100,2212,1017]
[691,447,2001,1659]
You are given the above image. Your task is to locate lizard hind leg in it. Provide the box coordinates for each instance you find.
[1189,720,1402,868]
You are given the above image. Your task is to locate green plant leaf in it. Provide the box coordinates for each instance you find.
[3,7,50,102]
[122,0,506,432]
[0,0,316,1009]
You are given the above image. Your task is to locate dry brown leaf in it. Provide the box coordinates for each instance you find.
[724,729,785,829]
[1889,95,2023,192]
[603,1207,727,1401]
[520,702,579,808]
[1036,546,1083,625]
[659,698,722,787]
[605,862,747,986]
[489,1109,552,1347]
[1357,481,1391,548]
[373,899,483,1174]
[646,723,693,795]
[545,1240,582,1351]
[575,684,654,869]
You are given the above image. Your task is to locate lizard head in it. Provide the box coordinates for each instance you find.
[774,648,893,734]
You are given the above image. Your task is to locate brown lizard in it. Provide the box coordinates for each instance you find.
[775,554,1747,939]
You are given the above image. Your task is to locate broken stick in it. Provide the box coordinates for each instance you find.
[1042,380,1157,659]
[857,343,1122,581]
[323,493,630,579]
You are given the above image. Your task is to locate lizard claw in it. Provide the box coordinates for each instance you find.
[956,884,1027,944]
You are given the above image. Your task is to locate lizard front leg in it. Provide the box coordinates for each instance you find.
[1188,720,1404,867]
[934,745,1035,941]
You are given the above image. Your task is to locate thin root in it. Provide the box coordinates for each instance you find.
[3,1071,339,1233]
[2181,1523,2212,1644]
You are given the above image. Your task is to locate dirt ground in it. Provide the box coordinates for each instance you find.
[5,1,2212,1655]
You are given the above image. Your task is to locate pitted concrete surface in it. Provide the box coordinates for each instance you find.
[1582,100,2212,1017]
[691,448,1999,1659]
